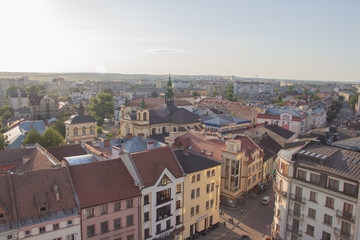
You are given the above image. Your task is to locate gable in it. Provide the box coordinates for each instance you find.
[154,168,176,188]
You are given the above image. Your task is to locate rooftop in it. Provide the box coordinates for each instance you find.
[174,149,221,174]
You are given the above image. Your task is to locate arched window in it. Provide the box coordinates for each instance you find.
[90,126,94,135]
[143,112,147,121]
[138,112,141,120]
[162,127,166,133]
[122,110,124,117]
[82,126,87,136]
[74,127,79,136]
[279,180,283,192]
[173,127,177,132]
[152,128,156,135]
[66,128,69,136]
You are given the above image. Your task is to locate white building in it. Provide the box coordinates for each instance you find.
[272,140,360,240]
[9,90,28,110]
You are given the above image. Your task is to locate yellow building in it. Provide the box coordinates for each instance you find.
[64,103,97,143]
[119,77,202,137]
[173,149,222,238]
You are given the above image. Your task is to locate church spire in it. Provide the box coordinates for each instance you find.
[165,74,174,105]
[78,102,85,115]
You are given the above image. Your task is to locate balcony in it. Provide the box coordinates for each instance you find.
[334,227,354,240]
[289,193,306,204]
[273,182,287,198]
[156,214,173,222]
[289,209,304,220]
[287,224,302,236]
[336,210,355,223]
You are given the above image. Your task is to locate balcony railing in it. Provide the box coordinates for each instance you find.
[289,193,306,204]
[334,227,354,240]
[287,224,302,236]
[336,210,355,223]
[273,182,287,198]
[289,209,304,220]
[156,214,173,222]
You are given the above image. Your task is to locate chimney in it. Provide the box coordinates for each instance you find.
[184,147,189,155]
[112,145,123,159]
[147,141,154,150]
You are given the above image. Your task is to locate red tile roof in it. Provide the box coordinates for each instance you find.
[130,146,184,188]
[69,159,141,208]
[175,132,225,162]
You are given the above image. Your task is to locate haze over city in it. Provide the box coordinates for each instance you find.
[0,0,359,81]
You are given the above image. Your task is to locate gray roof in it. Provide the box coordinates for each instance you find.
[64,154,97,165]
[149,107,200,125]
[266,107,302,117]
[174,149,221,174]
[265,125,296,140]
[122,136,166,153]
[65,114,96,124]
[20,121,46,134]
[201,114,250,127]
[329,137,360,151]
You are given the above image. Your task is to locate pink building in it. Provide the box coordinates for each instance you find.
[69,159,141,240]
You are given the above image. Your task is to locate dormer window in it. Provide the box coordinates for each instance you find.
[159,174,172,186]
[0,212,5,219]
[39,207,47,213]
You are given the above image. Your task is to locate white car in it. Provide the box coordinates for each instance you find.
[261,196,271,205]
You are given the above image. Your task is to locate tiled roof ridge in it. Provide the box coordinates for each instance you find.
[168,146,186,176]
[64,165,81,208]
[35,143,61,165]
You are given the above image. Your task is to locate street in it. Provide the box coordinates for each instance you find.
[199,188,275,240]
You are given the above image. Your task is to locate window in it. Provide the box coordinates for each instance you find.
[39,206,47,212]
[324,214,332,225]
[126,199,133,208]
[0,213,4,219]
[156,224,161,234]
[127,234,134,240]
[308,208,316,219]
[7,235,12,240]
[114,201,121,211]
[66,235,75,240]
[86,208,94,218]
[325,196,334,209]
[197,174,200,181]
[176,184,181,193]
[191,189,195,199]
[144,211,150,222]
[160,175,172,186]
[341,220,351,237]
[166,219,171,229]
[101,221,108,233]
[196,205,199,215]
[306,224,314,236]
[295,186,303,200]
[176,200,181,209]
[309,191,317,202]
[207,170,210,178]
[343,202,353,218]
[328,178,339,191]
[176,215,181,225]
[310,173,320,184]
[293,202,301,216]
[25,230,31,237]
[156,204,171,220]
[144,228,150,238]
[114,218,121,229]
[211,170,215,176]
[53,223,59,230]
[87,225,95,237]
[210,199,214,208]
[39,227,46,234]
[127,215,133,226]
[322,231,331,240]
[100,205,108,215]
[206,184,210,194]
[67,220,73,226]
[157,188,171,204]
[196,188,200,197]
[206,201,209,210]
[144,195,149,205]
[53,238,61,240]
[344,182,356,195]
[275,224,280,233]
[211,182,214,192]
[191,207,194,217]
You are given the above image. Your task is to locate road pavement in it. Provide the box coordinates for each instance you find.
[198,188,275,240]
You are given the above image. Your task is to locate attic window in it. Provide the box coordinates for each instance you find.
[159,175,172,186]
[39,207,47,213]
[0,213,5,219]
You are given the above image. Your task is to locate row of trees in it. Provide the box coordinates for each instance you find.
[326,100,343,123]
[23,128,65,147]
[6,85,45,97]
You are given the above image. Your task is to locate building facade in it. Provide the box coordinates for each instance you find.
[29,95,59,119]
[272,140,360,240]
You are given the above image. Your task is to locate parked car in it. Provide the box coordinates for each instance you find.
[261,196,271,205]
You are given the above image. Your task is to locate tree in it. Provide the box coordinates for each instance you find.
[97,126,103,134]
[1,110,12,122]
[192,91,200,96]
[87,92,114,126]
[102,88,114,96]
[349,93,359,110]
[151,91,158,98]
[225,83,234,101]
[41,128,65,147]
[6,87,23,97]
[26,85,45,97]
[50,113,71,137]
[0,105,14,116]
[23,129,43,146]
[0,134,9,150]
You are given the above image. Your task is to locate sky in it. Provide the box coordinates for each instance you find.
[0,0,359,81]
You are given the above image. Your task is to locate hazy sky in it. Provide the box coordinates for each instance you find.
[0,0,359,81]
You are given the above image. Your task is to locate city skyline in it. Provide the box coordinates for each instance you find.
[0,0,359,82]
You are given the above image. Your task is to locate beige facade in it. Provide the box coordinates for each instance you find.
[65,122,97,143]
[183,165,221,238]
[29,95,59,119]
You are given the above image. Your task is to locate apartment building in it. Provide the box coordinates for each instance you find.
[69,159,141,240]
[272,140,360,240]
[173,149,221,238]
[29,95,59,119]
[0,167,81,240]
[121,146,185,240]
